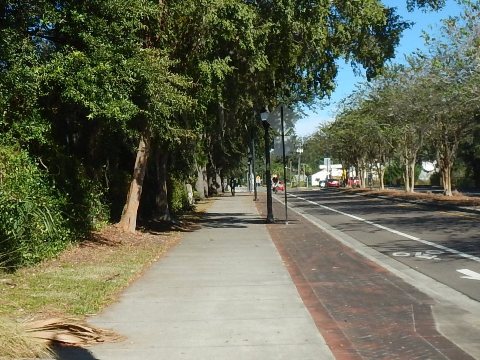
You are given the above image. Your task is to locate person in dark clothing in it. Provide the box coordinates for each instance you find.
[272,176,278,193]
[229,177,237,196]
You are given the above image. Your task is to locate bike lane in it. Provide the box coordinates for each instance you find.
[256,196,476,360]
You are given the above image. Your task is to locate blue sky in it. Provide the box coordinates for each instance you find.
[295,0,464,137]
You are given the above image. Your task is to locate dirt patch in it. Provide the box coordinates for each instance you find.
[45,199,215,269]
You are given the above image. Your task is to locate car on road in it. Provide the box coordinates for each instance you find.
[326,178,340,188]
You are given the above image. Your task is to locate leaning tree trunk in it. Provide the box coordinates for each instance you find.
[155,150,172,222]
[118,130,151,233]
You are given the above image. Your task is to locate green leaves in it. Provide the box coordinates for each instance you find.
[0,0,451,264]
[0,145,72,267]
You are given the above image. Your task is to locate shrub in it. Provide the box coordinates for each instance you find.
[59,165,110,232]
[0,145,72,267]
[168,177,192,214]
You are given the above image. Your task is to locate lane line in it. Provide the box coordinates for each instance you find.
[289,194,480,264]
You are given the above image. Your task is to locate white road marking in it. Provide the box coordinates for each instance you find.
[392,252,411,257]
[392,250,443,260]
[290,194,480,264]
[457,269,480,280]
[414,252,439,260]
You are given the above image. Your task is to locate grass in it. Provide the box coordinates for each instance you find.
[0,228,180,359]
[0,228,180,319]
[0,317,53,360]
[0,199,213,359]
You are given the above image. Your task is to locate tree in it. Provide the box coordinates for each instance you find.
[0,0,451,249]
[415,4,480,195]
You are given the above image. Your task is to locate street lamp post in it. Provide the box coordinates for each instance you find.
[296,145,303,187]
[247,156,252,192]
[303,163,307,188]
[251,134,257,201]
[280,105,288,224]
[261,111,274,223]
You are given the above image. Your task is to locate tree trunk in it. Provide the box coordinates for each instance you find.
[441,167,452,196]
[379,168,385,190]
[359,168,366,189]
[195,164,206,199]
[220,173,226,193]
[410,158,416,193]
[404,156,411,192]
[208,165,221,195]
[185,183,194,206]
[357,159,366,189]
[118,130,151,233]
[155,150,171,221]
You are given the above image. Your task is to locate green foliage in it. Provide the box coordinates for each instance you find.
[41,149,111,233]
[0,0,450,265]
[0,145,72,267]
[384,161,404,186]
[406,0,446,11]
[168,177,192,214]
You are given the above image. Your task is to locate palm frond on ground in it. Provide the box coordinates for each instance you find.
[0,316,122,360]
[24,317,123,346]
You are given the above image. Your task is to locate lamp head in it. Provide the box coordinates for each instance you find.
[260,111,269,123]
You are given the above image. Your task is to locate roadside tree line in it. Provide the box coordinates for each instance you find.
[321,2,480,196]
[1,0,443,267]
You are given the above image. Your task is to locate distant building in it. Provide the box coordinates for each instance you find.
[311,164,343,186]
[418,161,437,182]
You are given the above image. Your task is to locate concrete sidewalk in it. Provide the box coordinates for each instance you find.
[82,194,334,360]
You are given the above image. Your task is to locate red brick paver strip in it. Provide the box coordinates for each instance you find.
[257,196,474,360]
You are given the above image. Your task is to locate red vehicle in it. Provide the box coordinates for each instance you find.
[326,178,340,188]
[276,180,285,191]
[273,180,285,192]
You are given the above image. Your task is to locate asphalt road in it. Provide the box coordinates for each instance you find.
[284,188,480,302]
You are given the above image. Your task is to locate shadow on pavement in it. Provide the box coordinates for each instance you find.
[52,345,99,360]
[197,212,265,228]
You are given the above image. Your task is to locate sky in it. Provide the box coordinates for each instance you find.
[294,0,464,137]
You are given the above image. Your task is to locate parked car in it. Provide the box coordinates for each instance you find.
[326,178,340,188]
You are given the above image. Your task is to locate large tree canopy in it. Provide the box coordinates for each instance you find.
[1,0,447,264]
